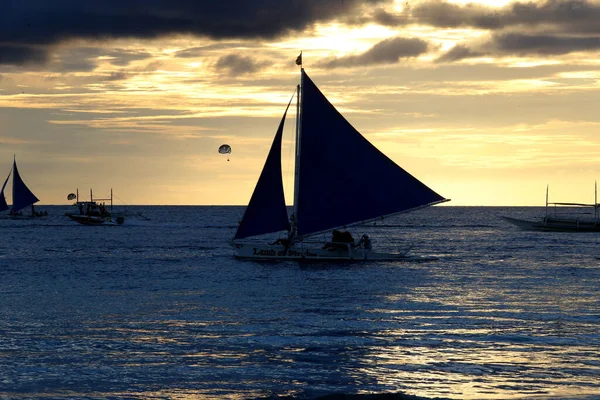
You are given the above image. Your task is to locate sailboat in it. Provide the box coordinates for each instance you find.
[0,156,46,218]
[232,67,449,260]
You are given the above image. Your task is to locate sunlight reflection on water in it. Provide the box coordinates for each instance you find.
[0,206,598,399]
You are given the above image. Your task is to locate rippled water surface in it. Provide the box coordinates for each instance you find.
[0,206,599,399]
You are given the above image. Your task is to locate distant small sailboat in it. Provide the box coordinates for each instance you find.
[232,67,449,260]
[0,156,47,218]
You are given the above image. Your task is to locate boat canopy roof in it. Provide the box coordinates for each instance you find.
[549,202,600,207]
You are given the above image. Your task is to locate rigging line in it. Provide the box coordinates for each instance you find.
[112,194,149,219]
[113,194,128,206]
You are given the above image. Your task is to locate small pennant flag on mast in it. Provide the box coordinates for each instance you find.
[295,51,302,66]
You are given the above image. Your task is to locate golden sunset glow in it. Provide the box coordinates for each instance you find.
[2,0,600,205]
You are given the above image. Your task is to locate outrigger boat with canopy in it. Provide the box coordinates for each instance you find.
[65,189,125,226]
[232,66,449,260]
[501,183,600,232]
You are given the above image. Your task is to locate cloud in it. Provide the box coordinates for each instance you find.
[410,1,503,30]
[416,0,600,62]
[215,54,269,76]
[493,33,600,55]
[318,37,430,68]
[0,45,48,66]
[1,0,389,65]
[106,71,128,81]
[30,46,153,73]
[439,32,600,62]
[436,45,486,63]
[504,0,600,34]
[98,60,164,82]
[379,0,600,33]
[175,42,252,58]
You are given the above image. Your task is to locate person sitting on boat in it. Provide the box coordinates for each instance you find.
[333,230,354,243]
[99,204,109,218]
[358,234,372,250]
[31,205,43,217]
[323,230,355,250]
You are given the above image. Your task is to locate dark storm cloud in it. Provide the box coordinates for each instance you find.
[318,37,429,68]
[1,0,388,65]
[0,45,48,65]
[215,54,269,76]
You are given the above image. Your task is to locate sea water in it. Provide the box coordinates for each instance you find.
[0,206,599,399]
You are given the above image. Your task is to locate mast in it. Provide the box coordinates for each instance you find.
[292,68,303,231]
[545,185,549,219]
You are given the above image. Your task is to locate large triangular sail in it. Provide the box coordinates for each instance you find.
[0,169,10,212]
[233,93,295,240]
[11,158,39,213]
[295,70,447,238]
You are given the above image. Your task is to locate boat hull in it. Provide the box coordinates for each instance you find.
[501,216,600,232]
[66,214,123,226]
[233,241,413,261]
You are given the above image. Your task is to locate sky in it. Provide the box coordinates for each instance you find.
[2,0,600,206]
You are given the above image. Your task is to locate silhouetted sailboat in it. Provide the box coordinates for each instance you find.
[232,67,449,260]
[0,156,46,217]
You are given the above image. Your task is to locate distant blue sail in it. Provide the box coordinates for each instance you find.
[234,95,294,240]
[11,159,39,213]
[296,70,447,237]
[0,169,10,212]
